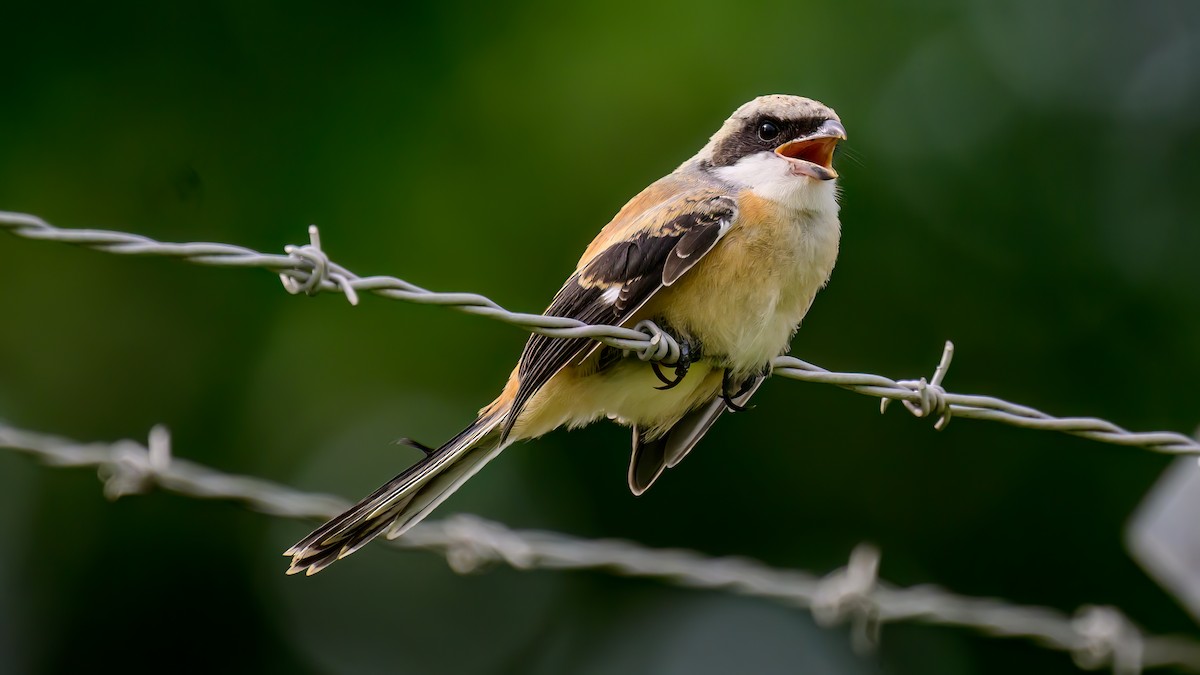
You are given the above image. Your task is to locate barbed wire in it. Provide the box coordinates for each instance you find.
[3,210,1197,459]
[1,421,1196,674]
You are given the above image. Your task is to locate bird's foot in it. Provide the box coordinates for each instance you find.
[651,327,702,390]
[720,364,768,412]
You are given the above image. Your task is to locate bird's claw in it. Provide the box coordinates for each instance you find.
[652,330,700,390]
[721,367,765,412]
[651,360,682,388]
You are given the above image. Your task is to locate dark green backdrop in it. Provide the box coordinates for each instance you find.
[2,2,1199,674]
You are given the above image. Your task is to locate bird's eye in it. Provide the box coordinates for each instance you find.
[757,121,780,142]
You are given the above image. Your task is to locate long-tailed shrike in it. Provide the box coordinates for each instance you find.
[287,94,846,575]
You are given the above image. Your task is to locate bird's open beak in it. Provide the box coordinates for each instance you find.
[775,119,847,181]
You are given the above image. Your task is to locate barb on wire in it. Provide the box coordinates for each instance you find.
[0,211,665,357]
[1,421,1198,674]
[772,342,1200,456]
[3,210,1199,460]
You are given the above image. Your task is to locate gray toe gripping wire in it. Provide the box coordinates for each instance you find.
[2,210,1197,458]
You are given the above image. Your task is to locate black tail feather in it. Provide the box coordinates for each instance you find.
[285,414,504,575]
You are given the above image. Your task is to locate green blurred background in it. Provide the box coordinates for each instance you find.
[2,1,1199,673]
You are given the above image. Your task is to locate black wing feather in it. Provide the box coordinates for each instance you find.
[663,223,722,285]
[500,196,736,440]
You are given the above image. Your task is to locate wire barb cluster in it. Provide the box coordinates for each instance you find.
[3,210,1198,459]
[812,544,883,653]
[774,342,1200,456]
[1,422,1198,673]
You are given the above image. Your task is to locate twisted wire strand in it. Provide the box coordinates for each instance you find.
[772,343,1200,455]
[2,210,1198,460]
[0,212,656,352]
[1,422,1197,674]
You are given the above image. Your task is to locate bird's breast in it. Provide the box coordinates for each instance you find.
[654,192,841,375]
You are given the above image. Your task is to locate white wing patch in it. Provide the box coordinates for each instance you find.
[600,286,622,305]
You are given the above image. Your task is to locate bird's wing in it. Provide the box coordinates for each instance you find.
[501,180,737,441]
[628,373,764,495]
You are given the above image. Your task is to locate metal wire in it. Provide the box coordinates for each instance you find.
[3,210,1197,459]
[1,422,1196,674]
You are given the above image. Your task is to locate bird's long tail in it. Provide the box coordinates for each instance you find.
[285,410,509,576]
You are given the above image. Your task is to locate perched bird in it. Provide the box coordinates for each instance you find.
[286,94,846,575]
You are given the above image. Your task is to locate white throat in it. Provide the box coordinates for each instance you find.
[711,152,839,213]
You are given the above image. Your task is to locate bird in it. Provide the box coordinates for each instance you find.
[286,94,846,575]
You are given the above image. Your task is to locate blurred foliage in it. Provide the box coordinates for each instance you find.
[2,1,1200,674]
